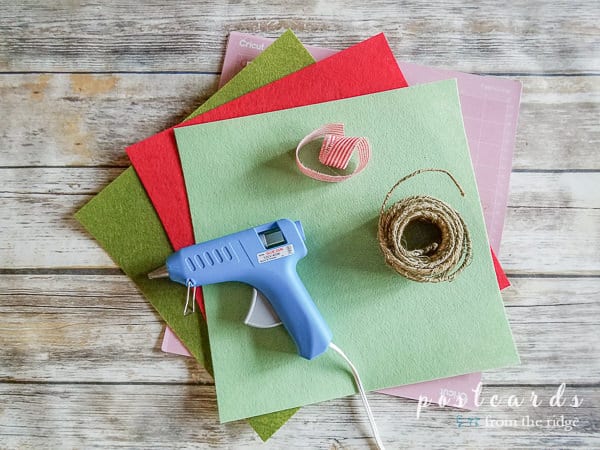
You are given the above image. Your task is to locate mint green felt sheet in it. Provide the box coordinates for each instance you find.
[75,29,315,441]
[175,80,520,423]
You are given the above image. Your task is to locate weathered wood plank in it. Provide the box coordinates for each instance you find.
[0,74,598,169]
[500,206,600,275]
[1,1,599,73]
[0,74,218,167]
[515,76,600,170]
[2,168,599,272]
[0,274,213,385]
[1,275,598,385]
[0,190,116,268]
[508,172,600,209]
[1,383,597,448]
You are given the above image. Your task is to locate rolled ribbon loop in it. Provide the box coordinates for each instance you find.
[296,123,371,182]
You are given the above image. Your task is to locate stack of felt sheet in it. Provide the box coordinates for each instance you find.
[76,30,521,440]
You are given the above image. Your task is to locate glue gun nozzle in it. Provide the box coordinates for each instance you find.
[148,265,169,280]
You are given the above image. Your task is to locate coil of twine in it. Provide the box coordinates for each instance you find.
[378,168,473,283]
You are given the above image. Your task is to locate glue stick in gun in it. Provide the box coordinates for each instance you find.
[148,219,385,449]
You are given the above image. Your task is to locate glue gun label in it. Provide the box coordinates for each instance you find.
[257,244,295,264]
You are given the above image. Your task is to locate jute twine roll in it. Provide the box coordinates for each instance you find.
[378,168,473,283]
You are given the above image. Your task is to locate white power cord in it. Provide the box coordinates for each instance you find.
[329,342,385,450]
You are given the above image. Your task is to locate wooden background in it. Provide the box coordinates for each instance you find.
[1,1,599,448]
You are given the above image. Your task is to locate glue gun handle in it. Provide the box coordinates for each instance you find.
[256,267,332,360]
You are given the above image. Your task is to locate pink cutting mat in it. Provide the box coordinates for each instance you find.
[162,32,522,410]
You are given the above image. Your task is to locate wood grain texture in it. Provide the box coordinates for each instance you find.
[0,74,598,169]
[1,275,598,385]
[1,384,598,448]
[0,274,214,384]
[501,207,600,275]
[0,1,598,73]
[508,172,600,209]
[0,74,218,167]
[1,1,599,447]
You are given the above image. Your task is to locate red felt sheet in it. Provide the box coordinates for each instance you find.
[492,250,511,289]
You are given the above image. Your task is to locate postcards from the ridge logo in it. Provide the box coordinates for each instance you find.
[416,383,584,419]
[456,415,582,432]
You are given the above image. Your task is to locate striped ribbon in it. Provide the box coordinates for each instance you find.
[295,123,371,182]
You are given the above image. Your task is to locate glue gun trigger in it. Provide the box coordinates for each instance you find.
[244,288,282,329]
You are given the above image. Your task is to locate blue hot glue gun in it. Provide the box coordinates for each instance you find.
[148,219,333,360]
[149,219,384,447]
